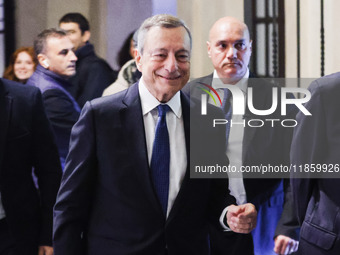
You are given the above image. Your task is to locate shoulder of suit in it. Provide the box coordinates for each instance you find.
[89,85,130,111]
[78,53,113,70]
[1,78,39,97]
[182,74,213,96]
[187,74,213,86]
[248,77,285,93]
[310,72,340,93]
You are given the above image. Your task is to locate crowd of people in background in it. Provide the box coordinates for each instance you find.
[0,11,339,255]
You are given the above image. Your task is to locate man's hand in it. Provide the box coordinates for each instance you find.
[274,235,299,255]
[226,203,257,233]
[38,246,53,255]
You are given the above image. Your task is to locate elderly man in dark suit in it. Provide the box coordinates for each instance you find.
[291,73,340,255]
[0,78,62,255]
[183,16,298,255]
[53,14,257,255]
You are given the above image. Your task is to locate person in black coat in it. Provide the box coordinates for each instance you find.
[291,73,340,255]
[0,78,62,255]
[59,12,117,108]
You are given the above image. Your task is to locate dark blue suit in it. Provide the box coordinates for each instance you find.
[291,72,340,254]
[53,82,236,255]
[0,79,61,254]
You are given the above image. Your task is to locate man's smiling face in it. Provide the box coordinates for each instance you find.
[136,26,191,103]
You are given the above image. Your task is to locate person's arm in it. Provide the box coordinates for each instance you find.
[225,203,257,233]
[53,102,97,255]
[42,89,80,130]
[38,246,54,255]
[42,89,80,163]
[273,182,299,254]
[31,89,62,247]
[274,235,299,255]
[290,80,325,224]
[273,90,300,254]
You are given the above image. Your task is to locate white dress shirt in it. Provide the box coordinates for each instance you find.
[211,69,249,205]
[138,78,187,218]
[139,78,230,228]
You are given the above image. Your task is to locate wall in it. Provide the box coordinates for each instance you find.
[90,0,107,59]
[178,0,244,79]
[15,0,48,47]
[16,0,340,82]
[15,0,90,47]
[106,0,152,70]
[14,0,244,75]
[106,0,177,70]
[285,0,340,82]
[46,0,90,28]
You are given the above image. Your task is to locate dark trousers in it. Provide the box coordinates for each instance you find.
[209,224,254,255]
[0,218,38,255]
[0,218,15,255]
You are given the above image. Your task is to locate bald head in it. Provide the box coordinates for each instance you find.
[207,16,252,83]
[209,17,250,42]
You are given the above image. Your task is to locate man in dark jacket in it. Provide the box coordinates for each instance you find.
[183,16,299,255]
[0,78,62,255]
[53,14,257,255]
[59,12,117,107]
[27,28,80,170]
[291,73,340,255]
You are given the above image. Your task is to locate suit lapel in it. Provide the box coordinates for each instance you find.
[242,77,273,163]
[189,74,256,164]
[0,81,11,176]
[120,83,163,214]
[242,116,257,163]
[188,74,213,98]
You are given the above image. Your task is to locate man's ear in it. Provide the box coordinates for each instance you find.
[249,40,253,53]
[132,48,137,58]
[135,50,143,72]
[207,41,211,58]
[82,30,91,43]
[37,54,49,69]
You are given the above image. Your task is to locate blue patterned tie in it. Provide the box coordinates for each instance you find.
[222,89,232,146]
[151,104,170,215]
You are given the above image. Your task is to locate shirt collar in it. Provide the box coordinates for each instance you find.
[212,68,249,93]
[138,76,182,118]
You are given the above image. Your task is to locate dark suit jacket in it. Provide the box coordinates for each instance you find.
[184,74,296,202]
[0,79,62,253]
[291,72,340,254]
[183,74,298,254]
[53,82,236,255]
